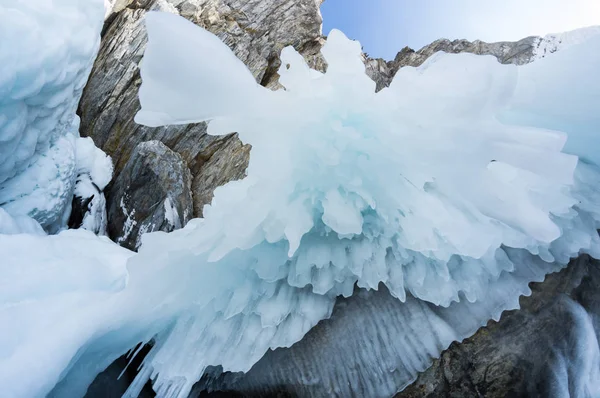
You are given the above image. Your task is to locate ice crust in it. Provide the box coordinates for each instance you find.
[0,0,107,232]
[1,5,600,398]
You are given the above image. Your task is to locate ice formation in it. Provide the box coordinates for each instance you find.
[1,4,600,398]
[0,0,109,232]
[130,12,600,396]
[70,137,113,234]
[532,25,600,61]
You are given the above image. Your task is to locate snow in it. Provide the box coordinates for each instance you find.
[532,25,600,60]
[72,137,113,234]
[163,197,180,228]
[0,0,106,232]
[75,137,113,194]
[1,7,600,398]
[118,195,137,244]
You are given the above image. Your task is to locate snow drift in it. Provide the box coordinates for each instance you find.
[1,4,600,398]
[0,0,111,232]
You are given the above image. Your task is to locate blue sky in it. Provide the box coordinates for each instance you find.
[321,0,600,59]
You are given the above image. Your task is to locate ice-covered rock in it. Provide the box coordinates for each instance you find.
[532,26,600,60]
[95,14,598,396]
[68,137,113,235]
[78,0,324,230]
[107,140,193,250]
[365,25,600,91]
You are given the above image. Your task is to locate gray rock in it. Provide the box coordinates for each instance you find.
[395,255,600,398]
[192,133,250,217]
[107,140,193,250]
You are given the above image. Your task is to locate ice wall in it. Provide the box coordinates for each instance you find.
[0,0,108,232]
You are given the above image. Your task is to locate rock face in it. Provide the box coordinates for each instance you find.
[396,255,600,398]
[107,140,193,250]
[365,36,540,91]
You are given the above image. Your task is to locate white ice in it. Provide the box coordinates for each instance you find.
[2,6,600,398]
[0,0,109,232]
[72,136,113,234]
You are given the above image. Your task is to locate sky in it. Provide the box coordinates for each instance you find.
[321,0,600,59]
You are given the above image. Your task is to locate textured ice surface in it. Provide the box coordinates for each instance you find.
[214,253,565,396]
[0,134,76,231]
[502,31,600,166]
[3,8,600,398]
[0,0,105,231]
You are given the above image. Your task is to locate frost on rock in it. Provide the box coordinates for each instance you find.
[3,8,600,398]
[0,208,45,235]
[0,0,105,232]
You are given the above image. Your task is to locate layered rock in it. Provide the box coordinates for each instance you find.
[107,140,193,250]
